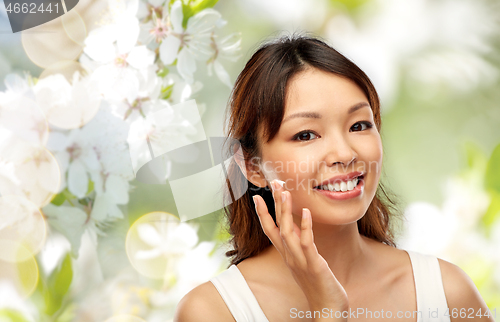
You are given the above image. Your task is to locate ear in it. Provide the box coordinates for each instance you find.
[232,142,268,188]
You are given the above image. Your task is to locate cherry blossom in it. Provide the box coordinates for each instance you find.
[158,1,223,84]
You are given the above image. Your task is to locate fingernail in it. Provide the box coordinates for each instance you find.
[276,179,285,187]
[302,208,310,219]
[281,191,286,203]
[252,195,257,207]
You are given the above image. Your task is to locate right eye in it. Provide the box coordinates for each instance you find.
[292,130,319,142]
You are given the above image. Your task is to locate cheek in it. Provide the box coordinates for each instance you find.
[361,135,383,172]
[284,154,319,192]
[361,136,383,199]
[268,148,311,178]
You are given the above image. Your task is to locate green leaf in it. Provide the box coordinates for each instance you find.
[481,143,500,236]
[16,251,38,298]
[45,253,73,316]
[157,67,170,78]
[329,0,370,13]
[53,302,76,322]
[0,308,30,322]
[86,180,94,195]
[62,189,77,200]
[191,0,219,13]
[50,188,78,206]
[482,190,500,232]
[29,260,47,313]
[160,83,174,100]
[181,2,194,29]
[485,143,500,193]
[51,253,73,297]
[50,192,66,206]
[463,141,486,170]
[182,0,219,28]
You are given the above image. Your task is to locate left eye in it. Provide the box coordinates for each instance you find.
[350,121,373,132]
[293,131,318,141]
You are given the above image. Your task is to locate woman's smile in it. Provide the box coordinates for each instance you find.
[312,177,364,200]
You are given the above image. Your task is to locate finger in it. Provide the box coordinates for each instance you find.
[279,191,306,266]
[279,191,293,237]
[253,195,285,255]
[299,208,320,265]
[270,180,283,227]
[293,221,302,239]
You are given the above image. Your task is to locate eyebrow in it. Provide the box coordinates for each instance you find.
[282,102,370,123]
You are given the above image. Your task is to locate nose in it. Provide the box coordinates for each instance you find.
[323,134,357,170]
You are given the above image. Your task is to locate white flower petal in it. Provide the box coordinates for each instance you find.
[0,160,20,186]
[126,45,155,69]
[4,73,30,94]
[38,157,60,193]
[53,152,69,192]
[42,204,88,257]
[68,160,88,198]
[83,26,117,63]
[215,18,227,29]
[149,0,165,7]
[218,33,242,56]
[116,17,140,54]
[213,60,232,87]
[106,201,124,219]
[176,48,196,84]
[136,223,162,247]
[137,1,149,20]
[46,131,70,152]
[170,223,198,248]
[135,248,163,260]
[105,174,129,204]
[82,148,100,171]
[90,194,108,221]
[91,65,140,102]
[124,0,139,18]
[170,1,184,33]
[90,171,104,195]
[186,9,221,34]
[162,3,169,20]
[159,36,181,65]
[175,241,223,284]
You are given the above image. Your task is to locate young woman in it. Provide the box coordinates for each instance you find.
[174,35,494,322]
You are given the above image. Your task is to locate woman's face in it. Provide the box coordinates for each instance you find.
[257,67,383,225]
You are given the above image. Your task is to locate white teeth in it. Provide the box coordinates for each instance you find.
[318,177,360,192]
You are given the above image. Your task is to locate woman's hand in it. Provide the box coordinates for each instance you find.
[252,180,349,317]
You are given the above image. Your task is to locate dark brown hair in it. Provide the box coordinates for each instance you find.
[221,33,403,267]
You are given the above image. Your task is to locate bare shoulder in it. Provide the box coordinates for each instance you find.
[437,258,495,322]
[173,281,235,322]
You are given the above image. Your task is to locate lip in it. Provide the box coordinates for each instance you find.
[313,178,364,200]
[313,171,365,188]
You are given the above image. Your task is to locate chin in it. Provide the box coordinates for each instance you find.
[309,206,367,226]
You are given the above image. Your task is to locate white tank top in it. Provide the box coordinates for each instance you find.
[209,249,451,322]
